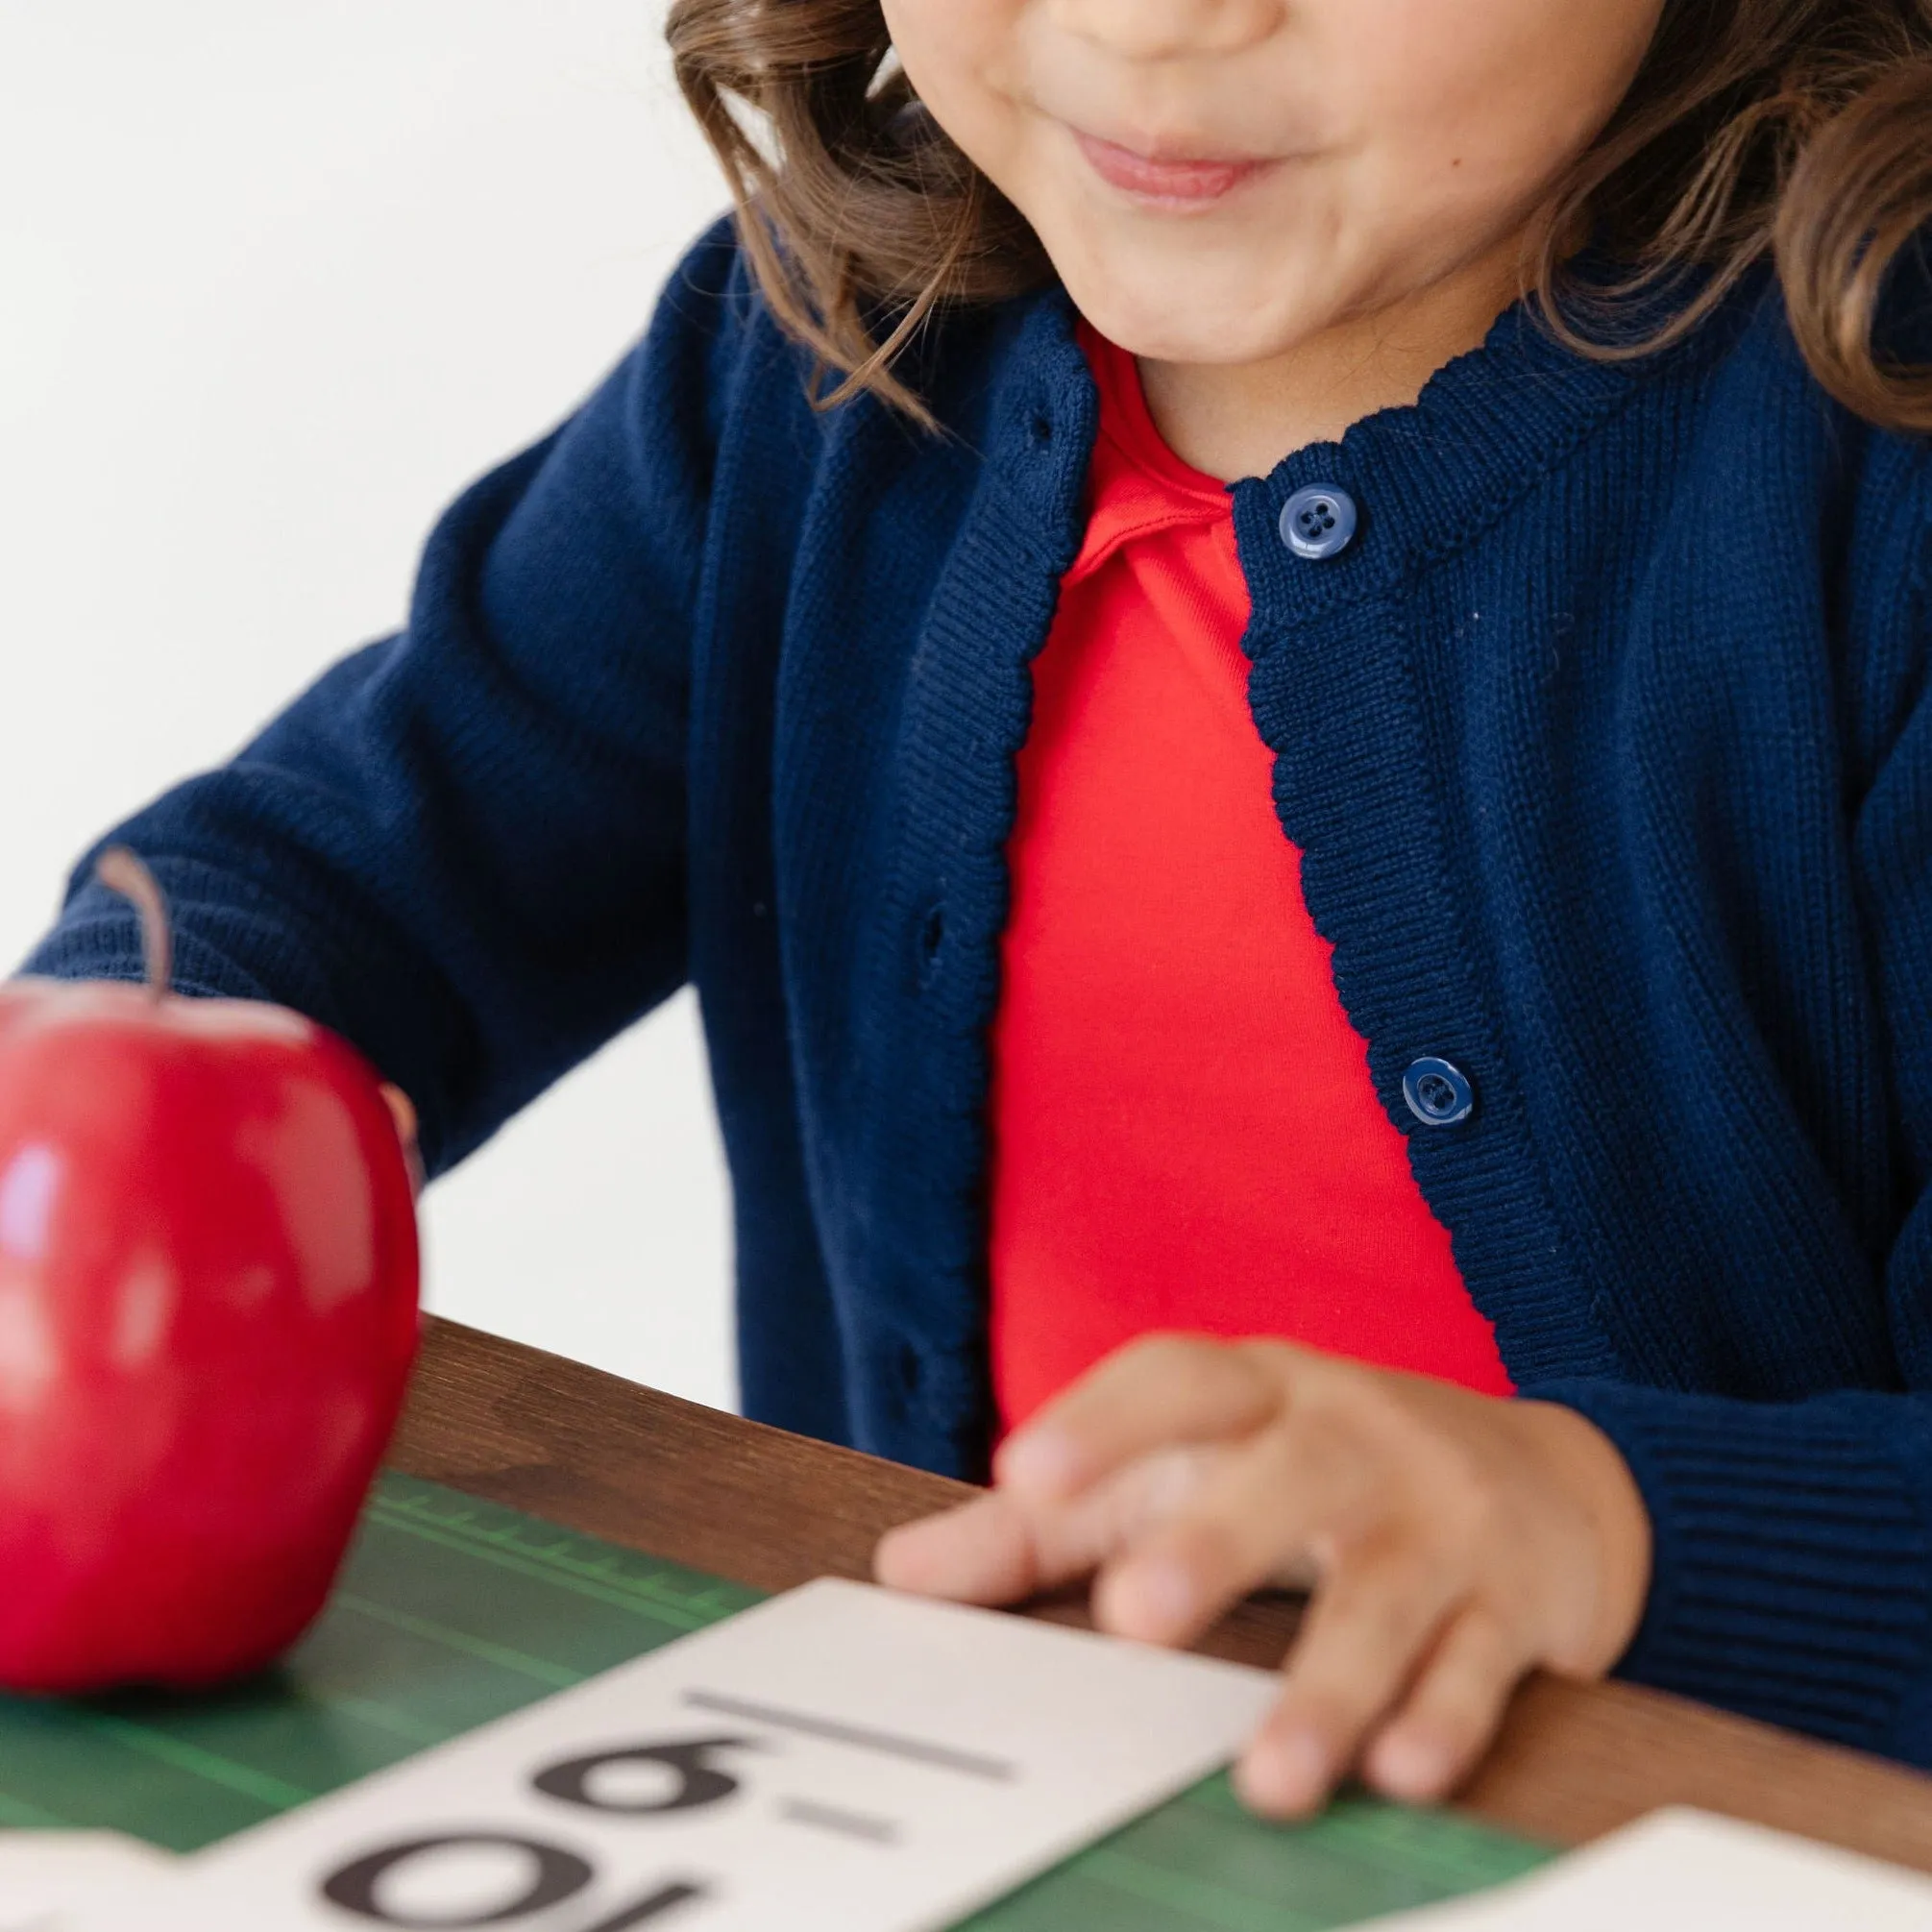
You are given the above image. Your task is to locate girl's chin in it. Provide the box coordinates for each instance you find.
[1050,253,1347,366]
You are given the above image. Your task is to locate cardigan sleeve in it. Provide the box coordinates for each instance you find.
[16,215,750,1177]
[1527,540,1932,1768]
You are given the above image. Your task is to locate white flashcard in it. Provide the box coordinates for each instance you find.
[0,1831,182,1932]
[1363,1806,1932,1930]
[127,1578,1278,1932]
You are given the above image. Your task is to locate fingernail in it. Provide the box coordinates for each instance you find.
[1237,1727,1329,1817]
[1370,1729,1452,1801]
[997,1430,1081,1496]
[1111,1558,1195,1638]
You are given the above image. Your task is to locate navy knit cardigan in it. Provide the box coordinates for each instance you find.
[24,217,1932,1769]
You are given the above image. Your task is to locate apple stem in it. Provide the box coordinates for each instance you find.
[94,847,174,1000]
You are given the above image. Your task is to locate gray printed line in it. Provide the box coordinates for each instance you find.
[680,1689,1017,1782]
[779,1796,902,1846]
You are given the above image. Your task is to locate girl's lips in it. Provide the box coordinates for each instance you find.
[1072,128,1271,206]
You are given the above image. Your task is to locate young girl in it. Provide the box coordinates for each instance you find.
[21,0,1932,1821]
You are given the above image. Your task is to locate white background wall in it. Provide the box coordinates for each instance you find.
[0,3,740,1410]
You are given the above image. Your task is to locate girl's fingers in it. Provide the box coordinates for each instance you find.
[873,1490,1044,1604]
[379,1083,417,1147]
[996,1335,1287,1501]
[379,1084,425,1195]
[1235,1545,1467,1819]
[1362,1605,1528,1804]
[1090,1426,1336,1647]
[876,1446,1220,1605]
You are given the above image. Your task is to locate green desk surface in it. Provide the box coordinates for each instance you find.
[0,1475,1552,1927]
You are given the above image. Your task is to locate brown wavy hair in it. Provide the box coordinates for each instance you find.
[667,0,1932,433]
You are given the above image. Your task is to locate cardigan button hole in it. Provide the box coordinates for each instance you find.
[917,902,946,983]
[897,1343,924,1394]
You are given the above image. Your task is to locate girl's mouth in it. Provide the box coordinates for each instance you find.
[1071,128,1272,208]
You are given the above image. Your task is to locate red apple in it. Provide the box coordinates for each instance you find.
[0,850,419,1691]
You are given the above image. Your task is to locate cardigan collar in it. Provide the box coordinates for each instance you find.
[995,261,1751,628]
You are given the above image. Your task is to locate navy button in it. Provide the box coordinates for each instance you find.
[1280,484,1358,560]
[1403,1057,1475,1127]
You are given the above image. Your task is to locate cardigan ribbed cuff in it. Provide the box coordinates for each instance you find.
[1528,1379,1932,1754]
[17,900,262,1005]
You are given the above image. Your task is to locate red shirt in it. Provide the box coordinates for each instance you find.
[987,322,1512,1433]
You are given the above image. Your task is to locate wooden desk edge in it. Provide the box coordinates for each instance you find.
[390,1315,1932,1873]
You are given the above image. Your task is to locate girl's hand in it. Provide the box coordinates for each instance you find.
[379,1084,425,1196]
[874,1336,1651,1817]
